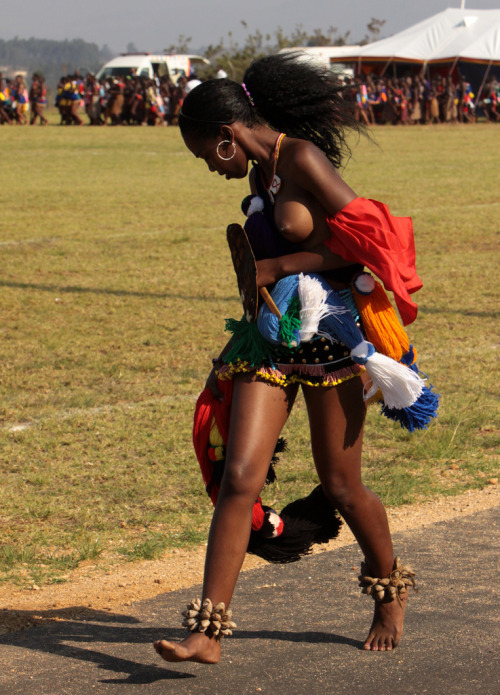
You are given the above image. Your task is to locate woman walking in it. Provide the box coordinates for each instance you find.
[155,53,423,664]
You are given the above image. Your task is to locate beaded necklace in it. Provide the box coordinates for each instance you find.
[263,132,286,203]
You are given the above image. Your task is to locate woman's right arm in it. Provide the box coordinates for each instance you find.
[205,339,233,401]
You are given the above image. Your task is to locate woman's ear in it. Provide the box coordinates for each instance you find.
[220,125,234,142]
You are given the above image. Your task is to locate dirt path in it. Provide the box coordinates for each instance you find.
[1,485,498,634]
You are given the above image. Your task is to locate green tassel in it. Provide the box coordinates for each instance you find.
[278,296,302,348]
[224,316,276,366]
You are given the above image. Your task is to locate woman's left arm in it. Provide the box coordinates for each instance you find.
[256,247,352,287]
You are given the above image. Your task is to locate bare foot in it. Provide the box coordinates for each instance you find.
[362,592,407,651]
[154,631,221,664]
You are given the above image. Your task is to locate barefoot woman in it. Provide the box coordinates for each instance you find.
[155,53,420,662]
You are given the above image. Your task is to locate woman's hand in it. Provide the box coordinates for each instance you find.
[256,258,280,288]
[205,367,224,402]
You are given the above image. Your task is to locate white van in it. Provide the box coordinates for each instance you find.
[96,53,210,83]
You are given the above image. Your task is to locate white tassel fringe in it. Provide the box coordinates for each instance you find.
[298,273,349,343]
[361,351,425,409]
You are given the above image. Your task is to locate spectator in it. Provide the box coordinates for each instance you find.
[84,74,102,125]
[29,73,48,125]
[444,76,458,124]
[185,72,202,93]
[14,75,29,125]
[480,76,499,122]
[0,73,14,124]
[103,78,124,126]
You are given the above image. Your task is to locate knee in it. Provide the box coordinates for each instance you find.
[321,473,364,514]
[219,459,264,502]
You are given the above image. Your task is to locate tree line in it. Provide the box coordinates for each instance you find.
[0,19,385,89]
[0,37,113,89]
[169,20,386,82]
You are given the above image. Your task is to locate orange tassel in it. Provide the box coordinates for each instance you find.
[353,278,415,363]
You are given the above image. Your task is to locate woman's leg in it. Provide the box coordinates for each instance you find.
[303,375,408,651]
[155,374,298,663]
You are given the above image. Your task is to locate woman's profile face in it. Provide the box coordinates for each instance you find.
[182,130,249,180]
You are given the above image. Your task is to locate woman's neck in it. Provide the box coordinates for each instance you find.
[233,123,282,181]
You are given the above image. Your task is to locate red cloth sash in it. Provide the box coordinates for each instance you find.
[192,380,233,506]
[325,197,422,326]
[192,380,279,533]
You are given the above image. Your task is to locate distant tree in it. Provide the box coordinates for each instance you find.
[0,37,112,90]
[197,20,368,82]
[360,18,386,45]
[101,44,114,61]
[164,35,192,54]
[306,26,351,47]
[126,42,139,53]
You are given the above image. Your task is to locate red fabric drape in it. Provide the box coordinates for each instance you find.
[325,197,422,326]
[192,380,277,533]
[192,380,233,506]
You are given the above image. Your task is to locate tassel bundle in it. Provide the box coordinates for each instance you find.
[257,274,300,346]
[257,273,434,425]
[288,274,425,411]
[296,273,334,342]
[352,272,412,362]
[247,485,342,563]
[224,270,438,431]
[347,339,424,410]
[224,316,276,366]
[381,384,440,432]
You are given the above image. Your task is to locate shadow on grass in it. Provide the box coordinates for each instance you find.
[420,305,500,319]
[0,280,235,303]
[0,608,362,684]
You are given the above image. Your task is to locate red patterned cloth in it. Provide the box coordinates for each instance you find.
[192,380,233,506]
[192,379,281,533]
[325,197,422,326]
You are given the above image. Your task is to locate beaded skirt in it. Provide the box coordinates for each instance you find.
[217,335,364,388]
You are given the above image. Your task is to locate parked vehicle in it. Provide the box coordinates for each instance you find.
[96,53,210,83]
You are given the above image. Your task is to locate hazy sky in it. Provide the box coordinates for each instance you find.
[1,1,498,54]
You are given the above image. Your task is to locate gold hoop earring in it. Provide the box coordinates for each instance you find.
[217,140,236,161]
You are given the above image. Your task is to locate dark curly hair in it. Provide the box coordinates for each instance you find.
[179,52,363,168]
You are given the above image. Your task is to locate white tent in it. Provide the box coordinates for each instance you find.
[331,8,500,66]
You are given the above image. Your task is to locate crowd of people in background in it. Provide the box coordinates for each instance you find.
[0,72,48,125]
[54,72,192,126]
[346,73,500,125]
[0,70,202,127]
[1,68,499,126]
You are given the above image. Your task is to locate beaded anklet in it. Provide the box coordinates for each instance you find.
[358,557,416,605]
[182,598,236,638]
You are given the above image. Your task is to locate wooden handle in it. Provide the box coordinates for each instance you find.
[259,287,282,319]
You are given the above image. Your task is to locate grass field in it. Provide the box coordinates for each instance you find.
[0,114,499,587]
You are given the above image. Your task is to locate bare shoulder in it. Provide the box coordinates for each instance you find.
[282,138,344,185]
[280,137,356,212]
[283,137,329,165]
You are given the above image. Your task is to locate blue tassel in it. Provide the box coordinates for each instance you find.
[258,275,300,345]
[400,345,416,367]
[338,288,360,322]
[318,286,365,350]
[381,383,440,432]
